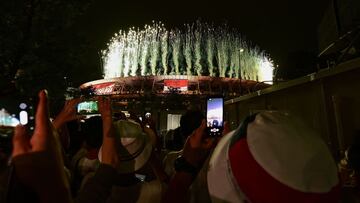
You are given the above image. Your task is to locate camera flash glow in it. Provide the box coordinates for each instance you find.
[19,111,28,125]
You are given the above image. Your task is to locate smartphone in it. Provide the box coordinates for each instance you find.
[77,100,99,115]
[206,97,224,137]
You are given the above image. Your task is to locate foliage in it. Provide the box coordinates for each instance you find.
[0,0,96,113]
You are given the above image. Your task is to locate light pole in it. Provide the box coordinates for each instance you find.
[239,48,244,94]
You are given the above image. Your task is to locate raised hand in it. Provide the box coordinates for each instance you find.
[52,98,83,130]
[13,90,58,155]
[182,120,217,169]
[11,90,71,203]
[97,96,118,168]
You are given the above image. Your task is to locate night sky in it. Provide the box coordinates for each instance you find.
[74,0,331,66]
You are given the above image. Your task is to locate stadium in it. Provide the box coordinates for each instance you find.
[80,22,273,130]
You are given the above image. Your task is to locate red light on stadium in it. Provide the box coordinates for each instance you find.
[164,79,188,92]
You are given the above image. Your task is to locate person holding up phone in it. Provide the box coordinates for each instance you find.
[162,111,340,203]
[76,100,99,115]
[9,94,119,203]
[162,120,218,203]
[53,98,83,130]
[52,98,83,151]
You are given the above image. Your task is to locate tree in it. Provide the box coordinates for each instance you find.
[0,0,99,113]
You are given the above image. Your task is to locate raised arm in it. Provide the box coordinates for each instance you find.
[162,120,216,203]
[52,98,82,150]
[76,96,118,203]
[12,90,72,203]
[52,98,82,130]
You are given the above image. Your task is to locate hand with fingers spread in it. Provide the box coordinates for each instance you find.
[11,90,72,203]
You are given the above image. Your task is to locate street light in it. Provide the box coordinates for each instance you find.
[238,48,244,79]
[239,48,243,94]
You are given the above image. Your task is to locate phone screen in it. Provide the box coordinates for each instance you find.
[77,101,99,115]
[206,97,224,136]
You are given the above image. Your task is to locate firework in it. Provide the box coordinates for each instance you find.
[102,21,273,82]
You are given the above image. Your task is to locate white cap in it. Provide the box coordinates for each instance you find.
[207,111,339,203]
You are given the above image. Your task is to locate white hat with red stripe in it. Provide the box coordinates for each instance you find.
[207,111,340,203]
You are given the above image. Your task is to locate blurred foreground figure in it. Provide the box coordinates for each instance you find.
[207,111,340,203]
[164,111,340,203]
[10,90,72,203]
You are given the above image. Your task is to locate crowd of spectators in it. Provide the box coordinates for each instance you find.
[0,90,342,203]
